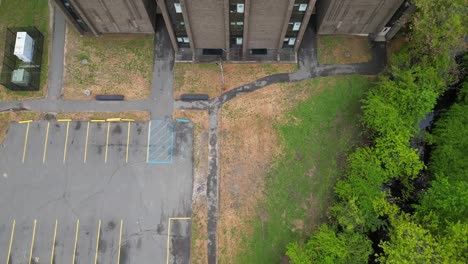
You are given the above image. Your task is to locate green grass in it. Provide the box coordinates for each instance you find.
[0,0,49,100]
[237,75,372,263]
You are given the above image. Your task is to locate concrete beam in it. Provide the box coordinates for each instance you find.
[278,0,295,50]
[242,0,251,54]
[179,0,195,53]
[224,0,230,59]
[294,0,316,52]
[156,0,179,52]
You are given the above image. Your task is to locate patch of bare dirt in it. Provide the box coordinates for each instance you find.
[174,110,209,264]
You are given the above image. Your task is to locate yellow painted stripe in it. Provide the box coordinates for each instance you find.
[43,122,50,163]
[63,121,70,164]
[169,217,191,220]
[126,121,131,163]
[29,219,37,264]
[6,219,15,264]
[105,122,110,163]
[121,118,134,122]
[117,219,123,264]
[84,121,90,163]
[146,121,152,162]
[106,118,121,122]
[22,122,30,163]
[166,218,172,264]
[72,219,79,264]
[94,219,101,264]
[57,118,72,122]
[19,120,33,123]
[90,119,105,123]
[50,220,58,264]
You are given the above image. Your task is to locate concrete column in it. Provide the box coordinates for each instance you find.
[278,0,295,50]
[224,0,230,60]
[242,0,251,54]
[294,0,316,52]
[179,0,195,55]
[68,0,100,35]
[156,0,179,52]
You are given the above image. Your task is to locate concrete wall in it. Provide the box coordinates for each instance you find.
[246,0,290,49]
[184,0,226,49]
[317,0,404,35]
[71,0,155,34]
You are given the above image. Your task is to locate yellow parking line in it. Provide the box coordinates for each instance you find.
[50,220,58,264]
[106,118,121,122]
[72,219,79,264]
[117,219,123,264]
[57,118,72,122]
[43,122,50,163]
[146,121,152,162]
[126,122,131,163]
[166,219,172,264]
[166,217,191,264]
[94,219,101,264]
[19,120,33,124]
[105,123,110,163]
[169,217,191,220]
[121,118,134,122]
[29,219,37,264]
[22,122,30,163]
[91,119,105,123]
[63,121,70,163]
[84,121,90,163]
[6,219,15,264]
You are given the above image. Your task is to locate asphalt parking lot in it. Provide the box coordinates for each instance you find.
[0,120,193,264]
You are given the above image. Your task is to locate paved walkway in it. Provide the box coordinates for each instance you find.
[0,9,387,264]
[47,9,66,100]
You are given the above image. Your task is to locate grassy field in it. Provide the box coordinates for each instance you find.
[63,28,153,100]
[318,35,371,64]
[0,0,49,101]
[234,75,372,263]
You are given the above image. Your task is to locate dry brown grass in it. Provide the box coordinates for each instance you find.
[217,82,299,263]
[174,63,297,99]
[56,111,150,121]
[174,110,209,264]
[217,78,331,262]
[0,111,42,143]
[63,27,153,100]
[318,35,372,64]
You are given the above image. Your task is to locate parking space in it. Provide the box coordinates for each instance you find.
[0,120,193,264]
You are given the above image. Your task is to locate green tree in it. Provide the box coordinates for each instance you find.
[378,216,468,264]
[410,0,466,60]
[417,178,468,230]
[286,225,372,264]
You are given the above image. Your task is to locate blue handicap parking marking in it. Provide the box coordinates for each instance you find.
[147,120,174,164]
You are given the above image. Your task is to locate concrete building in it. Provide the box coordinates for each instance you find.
[53,0,409,62]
